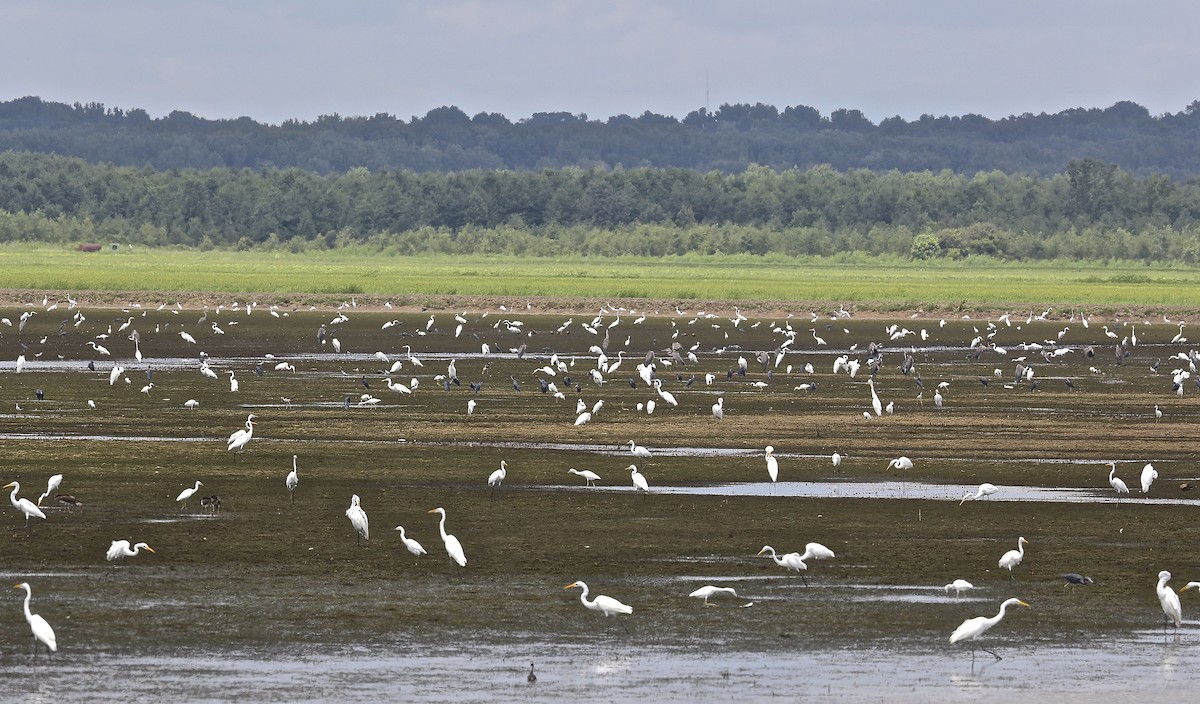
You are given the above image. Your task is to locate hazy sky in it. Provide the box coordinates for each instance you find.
[4,1,1197,125]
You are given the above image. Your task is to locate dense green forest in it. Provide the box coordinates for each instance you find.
[4,95,1200,263]
[2,95,1200,178]
[2,151,1199,262]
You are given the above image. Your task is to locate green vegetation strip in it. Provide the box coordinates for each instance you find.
[1,246,1199,308]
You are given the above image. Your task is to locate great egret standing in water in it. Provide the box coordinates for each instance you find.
[106,540,155,561]
[568,468,601,487]
[175,481,203,511]
[688,585,740,606]
[346,494,369,543]
[285,455,299,503]
[629,464,650,496]
[394,526,427,557]
[564,581,633,617]
[944,579,975,597]
[998,537,1029,578]
[36,474,63,507]
[227,414,256,452]
[960,483,999,505]
[487,461,507,499]
[429,507,467,569]
[764,446,779,489]
[12,582,56,656]
[1108,463,1129,504]
[1159,570,1183,630]
[4,481,46,529]
[949,597,1030,661]
[1141,463,1158,494]
[757,545,809,584]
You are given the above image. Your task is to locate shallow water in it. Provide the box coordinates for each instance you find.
[3,635,1199,703]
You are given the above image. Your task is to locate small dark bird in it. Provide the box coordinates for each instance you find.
[316,324,326,344]
[255,363,265,378]
[511,376,522,392]
[1064,378,1075,390]
[1060,573,1094,586]
[87,360,96,371]
[979,377,989,387]
[527,663,537,683]
[55,494,83,512]
[628,378,637,388]
[34,388,44,401]
[1029,381,1041,392]
[469,382,483,394]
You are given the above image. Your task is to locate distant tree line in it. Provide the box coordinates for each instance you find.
[2,151,1200,262]
[2,95,1200,178]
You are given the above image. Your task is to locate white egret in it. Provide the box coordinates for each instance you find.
[757,545,809,583]
[428,507,467,568]
[568,468,601,487]
[959,483,1000,505]
[13,583,56,656]
[228,370,239,392]
[629,464,650,495]
[998,537,1029,578]
[87,340,111,356]
[688,585,740,606]
[227,413,256,452]
[564,581,633,617]
[944,579,975,597]
[799,542,836,562]
[179,331,197,344]
[1158,570,1182,630]
[888,456,914,471]
[488,461,507,499]
[1141,463,1158,494]
[949,597,1030,660]
[106,540,155,561]
[183,399,199,409]
[711,397,724,420]
[346,494,369,543]
[652,378,678,406]
[1155,405,1162,422]
[1108,463,1129,504]
[394,526,427,557]
[1179,581,1200,595]
[868,378,883,417]
[764,446,779,487]
[4,481,47,529]
[467,399,476,415]
[629,440,652,458]
[37,474,63,507]
[175,481,203,510]
[285,455,299,504]
[832,451,842,467]
[109,365,124,386]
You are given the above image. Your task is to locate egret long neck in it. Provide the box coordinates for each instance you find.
[21,589,32,620]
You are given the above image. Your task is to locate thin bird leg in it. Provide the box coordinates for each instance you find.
[981,647,1001,660]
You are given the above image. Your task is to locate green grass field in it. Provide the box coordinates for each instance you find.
[1,246,1198,311]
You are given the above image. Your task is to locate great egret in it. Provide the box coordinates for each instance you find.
[176,481,203,510]
[228,370,239,392]
[688,585,740,606]
[944,579,975,597]
[888,456,914,471]
[629,464,650,495]
[227,414,256,452]
[428,507,467,568]
[832,451,842,468]
[799,542,836,563]
[949,597,1030,661]
[285,455,299,504]
[1141,463,1158,494]
[1108,463,1129,504]
[1158,570,1182,630]
[568,468,601,487]
[394,526,427,556]
[106,540,155,561]
[346,494,369,543]
[757,545,808,584]
[868,378,883,417]
[998,537,1029,578]
[564,581,633,617]
[87,340,111,356]
[765,446,779,486]
[711,397,724,420]
[488,461,507,499]
[959,483,999,505]
[1179,581,1200,595]
[4,481,47,529]
[13,583,56,655]
[629,440,652,458]
[37,474,63,506]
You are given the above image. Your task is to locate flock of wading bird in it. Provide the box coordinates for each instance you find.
[1,294,1198,663]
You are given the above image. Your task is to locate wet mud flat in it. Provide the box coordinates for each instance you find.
[0,302,1198,701]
